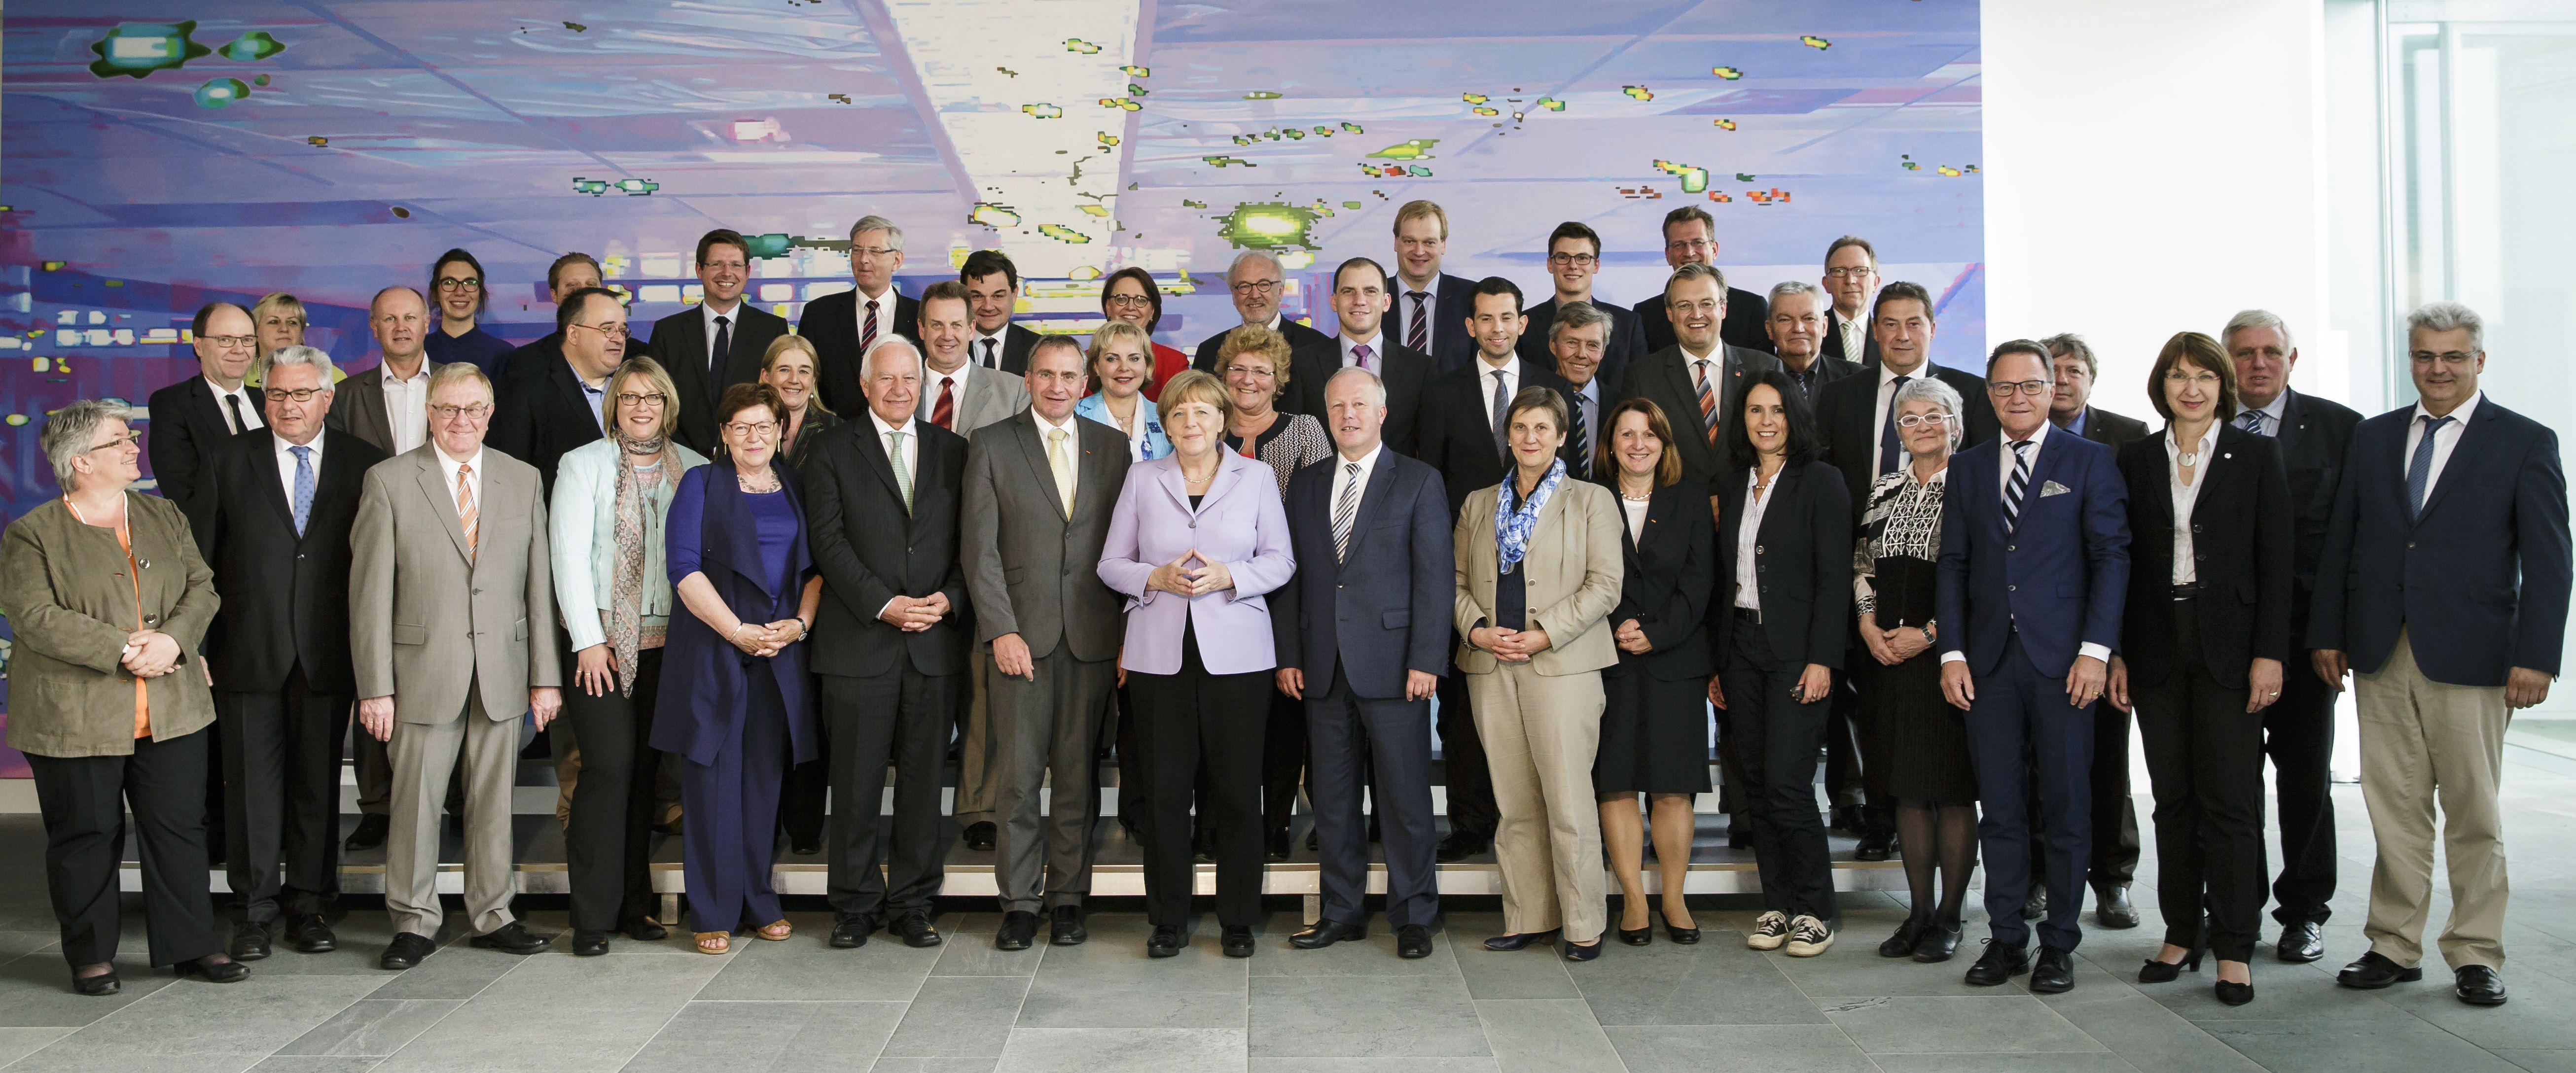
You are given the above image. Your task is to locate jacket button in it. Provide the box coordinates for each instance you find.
[2006,545,2016,553]
[2007,584,2017,592]
[2407,541,2416,549]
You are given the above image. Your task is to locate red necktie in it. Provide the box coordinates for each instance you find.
[931,375,956,431]
[859,298,880,356]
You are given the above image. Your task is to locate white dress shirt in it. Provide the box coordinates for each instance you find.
[381,361,432,455]
[1620,490,1649,541]
[431,442,484,514]
[2165,422,2219,584]
[1400,276,1443,355]
[1938,419,2111,666]
[1477,356,1522,429]
[2403,391,2481,502]
[1736,467,1776,611]
[853,283,897,345]
[207,376,264,434]
[1338,332,1383,371]
[1836,308,1868,364]
[1328,444,1384,524]
[1032,406,1081,501]
[867,408,922,620]
[927,360,972,425]
[272,430,322,500]
[700,298,743,375]
[1872,360,1933,473]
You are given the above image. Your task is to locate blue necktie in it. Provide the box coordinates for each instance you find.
[289,445,315,537]
[1876,375,1911,478]
[2003,439,2032,532]
[2236,409,2267,436]
[2406,415,2453,518]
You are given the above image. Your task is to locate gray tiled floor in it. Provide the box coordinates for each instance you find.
[7,753,2576,1073]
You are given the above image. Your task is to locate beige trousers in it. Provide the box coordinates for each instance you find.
[957,648,998,823]
[386,686,523,939]
[2355,629,2512,970]
[1469,663,1608,944]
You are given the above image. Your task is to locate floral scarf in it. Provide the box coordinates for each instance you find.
[1494,457,1566,575]
[607,429,679,695]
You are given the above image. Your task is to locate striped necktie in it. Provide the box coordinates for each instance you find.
[1406,292,1429,352]
[2003,440,2032,532]
[1332,461,1361,562]
[1694,359,1719,445]
[455,462,478,559]
[888,429,914,515]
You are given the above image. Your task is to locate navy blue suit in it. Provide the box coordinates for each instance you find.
[1273,447,1453,928]
[1935,426,2130,951]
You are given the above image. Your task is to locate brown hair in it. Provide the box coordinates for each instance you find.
[716,381,789,437]
[1214,322,1294,399]
[760,334,832,416]
[547,251,604,292]
[1506,385,1568,438]
[2147,331,2241,422]
[608,357,682,440]
[1155,369,1228,431]
[918,278,969,320]
[694,229,749,267]
[1100,266,1164,331]
[1394,199,1449,240]
[1596,397,1683,487]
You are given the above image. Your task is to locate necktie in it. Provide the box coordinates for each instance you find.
[1352,343,1373,373]
[709,314,732,407]
[455,462,478,559]
[1332,461,1361,562]
[1406,293,1428,352]
[2003,439,2032,533]
[289,445,315,537]
[859,299,881,356]
[979,338,997,369]
[1877,374,1912,477]
[2407,414,2454,517]
[931,376,957,431]
[1048,427,1076,514]
[2237,410,2266,435]
[1693,359,1719,446]
[887,429,914,515]
[1489,369,1510,458]
[1566,392,1590,479]
[223,393,250,436]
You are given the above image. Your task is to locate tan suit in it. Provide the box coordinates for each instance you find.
[351,444,560,938]
[1452,477,1624,943]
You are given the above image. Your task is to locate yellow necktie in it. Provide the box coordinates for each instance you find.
[1048,427,1075,514]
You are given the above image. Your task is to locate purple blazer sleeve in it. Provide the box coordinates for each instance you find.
[1223,466,1296,602]
[1098,457,1157,606]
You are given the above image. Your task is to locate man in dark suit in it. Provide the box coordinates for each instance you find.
[2221,309,2362,964]
[1613,263,1783,488]
[1414,277,1574,861]
[1391,200,1481,376]
[803,336,972,951]
[1546,301,1613,482]
[197,346,387,960]
[491,287,623,501]
[1290,256,1431,455]
[1936,340,2131,995]
[645,229,789,455]
[2044,334,2152,449]
[1820,236,1883,367]
[2312,302,2569,1008]
[802,215,922,416]
[1519,220,1647,394]
[1768,282,1862,410]
[1276,366,1453,960]
[150,301,264,530]
[962,249,1042,375]
[1814,281,2000,516]
[498,253,604,381]
[1637,206,1771,355]
[1192,249,1333,371]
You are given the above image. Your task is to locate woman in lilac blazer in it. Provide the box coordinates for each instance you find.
[1098,369,1296,960]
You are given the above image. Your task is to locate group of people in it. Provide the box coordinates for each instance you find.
[2,202,2562,1012]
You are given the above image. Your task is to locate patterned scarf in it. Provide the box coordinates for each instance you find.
[1494,457,1566,574]
[607,429,678,695]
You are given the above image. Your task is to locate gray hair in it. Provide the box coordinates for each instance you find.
[1892,376,1966,452]
[1550,299,1611,340]
[862,334,924,376]
[2406,301,2484,352]
[1227,249,1284,280]
[1665,261,1729,301]
[264,344,337,383]
[2039,333,2096,379]
[1324,365,1389,407]
[2220,309,2295,354]
[1767,279,1823,309]
[40,399,132,489]
[848,214,904,249]
[426,360,493,404]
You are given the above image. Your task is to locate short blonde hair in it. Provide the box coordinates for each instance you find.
[759,334,831,415]
[1155,369,1229,431]
[427,360,493,405]
[608,357,681,439]
[1394,199,1449,240]
[1087,320,1156,394]
[1214,322,1294,400]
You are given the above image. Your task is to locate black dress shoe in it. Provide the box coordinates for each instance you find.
[571,931,612,957]
[1855,832,1894,862]
[1050,905,1088,945]
[1267,829,1292,862]
[621,915,668,943]
[2030,946,2075,994]
[1222,926,1256,958]
[2138,947,2204,983]
[344,813,390,852]
[1913,925,1964,963]
[177,956,250,983]
[1147,924,1185,958]
[470,922,550,955]
[2216,978,2255,1006]
[2276,921,2325,963]
[964,822,997,852]
[1666,921,1701,945]
[1965,941,2030,986]
[2021,888,2048,922]
[380,932,438,970]
[830,915,878,949]
[2336,950,2423,989]
[892,912,942,948]
[1436,832,1490,863]
[1879,917,1930,959]
[286,914,339,954]
[1290,920,1368,950]
[1397,925,1433,960]
[1562,938,1603,962]
[1483,929,1560,952]
[995,911,1040,951]
[1616,925,1653,946]
[230,921,273,961]
[71,967,120,997]
[1830,804,1863,834]
[2455,965,2507,1006]
[2093,885,2140,930]
[1726,822,1752,850]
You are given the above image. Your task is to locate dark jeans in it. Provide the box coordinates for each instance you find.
[2265,646,2339,926]
[1965,634,2097,953]
[27,728,221,968]
[2134,597,2268,963]
[820,667,959,920]
[1722,612,1838,923]
[215,664,349,923]
[1127,632,1271,928]
[562,646,666,932]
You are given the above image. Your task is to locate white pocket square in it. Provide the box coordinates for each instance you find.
[2039,481,2072,497]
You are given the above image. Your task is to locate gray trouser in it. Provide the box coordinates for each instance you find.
[989,649,1115,913]
[955,649,999,824]
[386,686,521,939]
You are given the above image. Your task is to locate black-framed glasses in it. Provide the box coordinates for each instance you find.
[615,391,668,408]
[435,276,482,292]
[264,387,328,403]
[429,403,492,421]
[1105,293,1155,308]
[1230,279,1282,295]
[1825,266,1877,279]
[1547,252,1599,267]
[1989,380,2052,398]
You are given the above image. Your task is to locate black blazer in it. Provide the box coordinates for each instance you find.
[1819,307,1881,366]
[2116,427,2294,689]
[1711,460,1852,668]
[1613,343,1785,487]
[802,418,972,679]
[1272,449,1454,698]
[645,302,791,455]
[801,288,923,417]
[1389,273,1481,376]
[1191,317,1333,374]
[2264,388,2365,635]
[1518,295,1648,397]
[487,354,605,502]
[196,427,388,695]
[1601,478,1717,681]
[1414,359,1576,521]
[1815,362,2000,520]
[2076,406,2152,450]
[1288,338,1434,457]
[498,331,564,382]
[1783,354,1864,412]
[1638,285,1773,355]
[146,374,252,529]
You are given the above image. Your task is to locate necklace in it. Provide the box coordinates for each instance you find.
[737,466,779,493]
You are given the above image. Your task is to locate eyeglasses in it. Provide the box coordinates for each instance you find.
[1988,380,2052,398]
[435,276,482,292]
[264,387,329,403]
[87,429,143,451]
[1824,266,1877,279]
[1105,293,1155,309]
[723,420,780,439]
[1230,279,1282,296]
[1895,413,1952,429]
[1664,238,1713,254]
[615,391,668,408]
[570,321,631,340]
[429,403,492,421]
[698,261,748,274]
[202,334,256,349]
[2162,371,2222,388]
[1547,252,1599,267]
[850,246,900,259]
[1222,363,1278,380]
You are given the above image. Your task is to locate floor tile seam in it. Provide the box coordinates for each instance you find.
[1469,997,1627,1072]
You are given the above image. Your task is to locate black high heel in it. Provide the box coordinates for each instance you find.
[2215,977,2255,1006]
[1617,924,1653,946]
[1664,920,1701,944]
[2138,948,2205,983]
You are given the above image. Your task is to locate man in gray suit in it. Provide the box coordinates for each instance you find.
[962,337,1132,950]
[351,362,563,970]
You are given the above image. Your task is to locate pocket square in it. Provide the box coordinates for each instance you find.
[2039,481,2072,497]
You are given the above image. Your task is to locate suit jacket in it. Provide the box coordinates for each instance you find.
[1613,343,1785,487]
[325,357,440,457]
[198,427,387,696]
[1934,428,2131,678]
[1819,307,1881,366]
[1191,317,1334,373]
[2263,388,2365,636]
[926,362,1031,438]
[1392,273,1481,376]
[803,417,972,679]
[350,445,562,724]
[1415,358,1578,520]
[1519,295,1648,396]
[2115,427,2292,689]
[1815,362,2000,519]
[0,494,217,758]
[2307,397,2571,686]
[487,354,605,502]
[1288,337,1433,457]
[961,412,1131,661]
[651,463,820,767]
[645,303,791,455]
[1273,449,1454,697]
[1097,450,1298,676]
[146,374,252,527]
[1781,354,1863,413]
[1451,476,1624,676]
[971,322,1044,376]
[1638,285,1772,355]
[498,331,564,382]
[2074,406,2151,450]
[801,288,923,417]
[1602,478,1717,681]
[1712,462,1852,669]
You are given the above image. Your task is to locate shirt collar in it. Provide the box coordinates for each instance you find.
[700,297,743,326]
[855,282,896,307]
[1032,406,1078,437]
[431,442,484,474]
[273,430,322,458]
[1339,442,1385,475]
[928,359,971,386]
[1680,340,1720,365]
[381,359,429,385]
[867,409,916,440]
[2062,408,2089,437]
[2007,419,2051,451]
[2166,421,2220,456]
[1403,275,1439,300]
[203,375,251,400]
[1879,359,1931,388]
[2251,390,2290,422]
[1341,331,1382,357]
[2412,391,2481,428]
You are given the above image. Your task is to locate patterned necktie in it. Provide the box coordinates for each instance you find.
[1693,359,1719,445]
[289,445,315,537]
[1877,374,1912,477]
[1489,369,1511,458]
[887,429,913,515]
[1048,427,1075,514]
[2237,410,2266,435]
[2003,439,2032,533]
[1406,292,1429,352]
[1332,461,1361,562]
[455,462,479,559]
[1352,343,1373,373]
[223,393,250,435]
[859,299,880,357]
[2407,414,2454,517]
[931,375,956,431]
[1566,392,1590,479]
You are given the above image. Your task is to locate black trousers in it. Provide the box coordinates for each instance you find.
[1308,667,1438,928]
[821,667,959,919]
[562,646,667,932]
[2133,597,2268,963]
[1722,613,1838,923]
[2265,645,2338,927]
[781,741,828,851]
[1435,649,1499,842]
[27,728,221,968]
[215,665,349,923]
[1127,632,1271,928]
[2028,699,2142,892]
[1264,687,1307,838]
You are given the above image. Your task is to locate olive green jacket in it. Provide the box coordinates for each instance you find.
[0,493,219,757]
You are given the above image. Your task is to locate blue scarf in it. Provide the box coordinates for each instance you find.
[1494,458,1565,574]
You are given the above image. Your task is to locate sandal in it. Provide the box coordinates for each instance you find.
[694,931,732,955]
[755,919,792,942]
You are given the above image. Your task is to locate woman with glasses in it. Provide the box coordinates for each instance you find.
[425,248,514,377]
[761,335,839,472]
[551,357,707,955]
[655,383,823,954]
[0,401,246,994]
[1098,267,1189,402]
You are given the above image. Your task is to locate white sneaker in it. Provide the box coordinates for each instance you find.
[1785,915,1836,957]
[1748,911,1790,951]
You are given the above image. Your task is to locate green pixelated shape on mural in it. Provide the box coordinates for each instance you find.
[89,22,213,78]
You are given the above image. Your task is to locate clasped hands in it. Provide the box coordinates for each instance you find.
[1857,612,1932,667]
[876,593,949,634]
[118,629,182,679]
[1469,623,1552,662]
[1147,551,1235,597]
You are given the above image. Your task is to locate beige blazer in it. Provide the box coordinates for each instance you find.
[1451,478,1624,676]
[350,444,561,724]
[0,494,218,757]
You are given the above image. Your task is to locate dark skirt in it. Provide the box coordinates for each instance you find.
[1861,554,1977,805]
[1593,666,1714,796]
